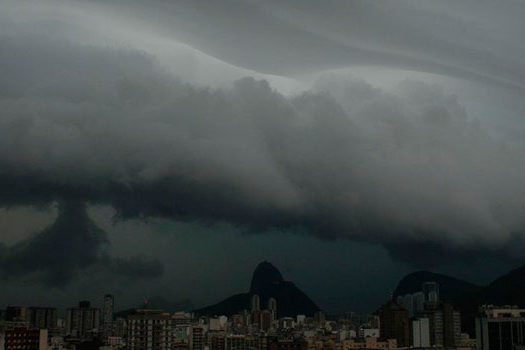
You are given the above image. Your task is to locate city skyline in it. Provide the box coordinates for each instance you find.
[3,261,525,349]
[0,284,484,349]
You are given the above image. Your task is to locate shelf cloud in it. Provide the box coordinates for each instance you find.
[2,0,525,284]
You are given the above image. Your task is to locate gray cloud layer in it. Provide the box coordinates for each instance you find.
[65,0,525,91]
[2,31,525,267]
[0,201,163,285]
[1,0,525,284]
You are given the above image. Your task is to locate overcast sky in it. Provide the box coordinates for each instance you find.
[1,0,525,313]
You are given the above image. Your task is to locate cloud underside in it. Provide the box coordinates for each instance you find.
[2,0,525,284]
[0,201,163,286]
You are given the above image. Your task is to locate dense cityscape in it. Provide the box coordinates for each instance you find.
[1,278,524,350]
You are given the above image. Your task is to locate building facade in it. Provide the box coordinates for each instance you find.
[412,318,430,348]
[66,301,100,339]
[378,300,409,348]
[127,309,172,350]
[27,307,58,330]
[5,327,48,350]
[190,326,205,350]
[476,305,525,350]
[103,294,115,338]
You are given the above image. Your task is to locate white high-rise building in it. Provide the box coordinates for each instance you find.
[412,318,430,348]
[296,315,306,325]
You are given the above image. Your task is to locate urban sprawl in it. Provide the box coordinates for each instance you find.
[0,282,522,350]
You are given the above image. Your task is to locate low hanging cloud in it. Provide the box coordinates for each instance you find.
[2,28,525,283]
[0,201,164,285]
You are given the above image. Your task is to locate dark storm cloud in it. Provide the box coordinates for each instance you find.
[1,0,525,283]
[107,256,164,279]
[385,234,525,269]
[0,201,164,285]
[1,33,525,269]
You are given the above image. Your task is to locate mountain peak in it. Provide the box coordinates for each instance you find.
[250,261,284,294]
[196,261,319,317]
[394,270,479,299]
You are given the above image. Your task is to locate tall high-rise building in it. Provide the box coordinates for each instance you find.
[66,301,100,339]
[103,294,115,338]
[476,305,525,350]
[378,299,410,348]
[251,295,260,312]
[268,298,277,319]
[443,303,462,347]
[413,292,425,314]
[422,282,440,303]
[27,307,58,330]
[190,326,205,350]
[397,290,430,317]
[421,301,461,347]
[250,294,261,327]
[412,318,430,348]
[127,309,172,350]
[103,294,114,324]
[314,311,326,326]
[402,294,414,317]
[115,317,128,339]
[260,310,273,332]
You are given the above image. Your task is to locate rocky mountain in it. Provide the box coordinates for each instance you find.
[194,261,319,317]
[393,265,525,335]
[394,270,482,304]
[482,264,525,305]
[394,266,525,308]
